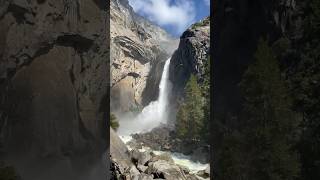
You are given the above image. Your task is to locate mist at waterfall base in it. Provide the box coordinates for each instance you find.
[116,57,209,173]
[117,58,172,136]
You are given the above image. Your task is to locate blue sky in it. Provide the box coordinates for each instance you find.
[128,0,210,37]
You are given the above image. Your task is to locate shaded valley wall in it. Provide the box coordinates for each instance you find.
[213,0,304,176]
[0,0,108,179]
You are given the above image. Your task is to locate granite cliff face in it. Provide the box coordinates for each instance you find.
[169,17,210,106]
[0,0,108,179]
[110,0,178,113]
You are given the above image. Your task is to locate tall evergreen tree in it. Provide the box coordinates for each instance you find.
[176,102,188,139]
[291,0,320,179]
[201,57,211,143]
[176,74,204,141]
[237,38,300,179]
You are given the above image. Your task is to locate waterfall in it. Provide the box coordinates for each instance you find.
[117,58,210,173]
[118,58,172,136]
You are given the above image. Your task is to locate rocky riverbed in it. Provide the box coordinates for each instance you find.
[111,148,210,180]
[110,127,210,180]
[128,126,210,164]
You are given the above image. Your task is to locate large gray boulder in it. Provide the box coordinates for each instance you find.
[131,149,152,165]
[146,160,187,180]
[110,128,133,171]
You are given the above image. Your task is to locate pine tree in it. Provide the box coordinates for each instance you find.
[175,74,204,141]
[238,38,300,179]
[218,132,247,180]
[292,1,320,178]
[201,56,211,143]
[176,102,188,139]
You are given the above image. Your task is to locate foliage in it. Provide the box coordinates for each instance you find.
[201,56,211,143]
[218,39,301,180]
[218,132,246,180]
[241,38,300,179]
[129,106,141,114]
[0,164,19,180]
[191,17,210,29]
[110,113,119,131]
[176,75,204,141]
[289,0,320,179]
[175,55,211,143]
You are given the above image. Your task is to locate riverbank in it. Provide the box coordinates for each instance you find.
[118,132,210,179]
[126,126,210,164]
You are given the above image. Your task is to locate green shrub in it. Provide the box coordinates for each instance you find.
[0,164,19,180]
[110,113,119,131]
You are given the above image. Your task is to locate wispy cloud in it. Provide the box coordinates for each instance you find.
[128,0,196,35]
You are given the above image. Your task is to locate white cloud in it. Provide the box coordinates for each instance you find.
[128,0,196,35]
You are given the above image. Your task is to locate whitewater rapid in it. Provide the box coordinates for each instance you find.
[118,58,172,135]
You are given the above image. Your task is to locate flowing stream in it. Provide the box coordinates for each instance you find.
[117,57,209,173]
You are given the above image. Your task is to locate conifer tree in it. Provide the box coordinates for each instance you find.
[176,74,204,141]
[201,57,211,143]
[293,0,320,178]
[238,38,300,179]
[176,102,188,139]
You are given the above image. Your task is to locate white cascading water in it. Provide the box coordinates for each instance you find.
[118,58,172,136]
[117,57,209,173]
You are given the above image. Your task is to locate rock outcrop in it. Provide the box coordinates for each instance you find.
[110,0,178,113]
[169,17,210,106]
[110,127,133,171]
[0,0,108,179]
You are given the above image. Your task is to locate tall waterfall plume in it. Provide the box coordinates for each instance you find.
[118,58,172,135]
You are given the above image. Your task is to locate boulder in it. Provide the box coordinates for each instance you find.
[178,165,190,175]
[137,164,148,173]
[129,165,141,177]
[196,166,210,179]
[110,128,133,172]
[131,149,152,165]
[150,152,174,164]
[132,173,153,180]
[146,160,186,180]
[186,174,202,180]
